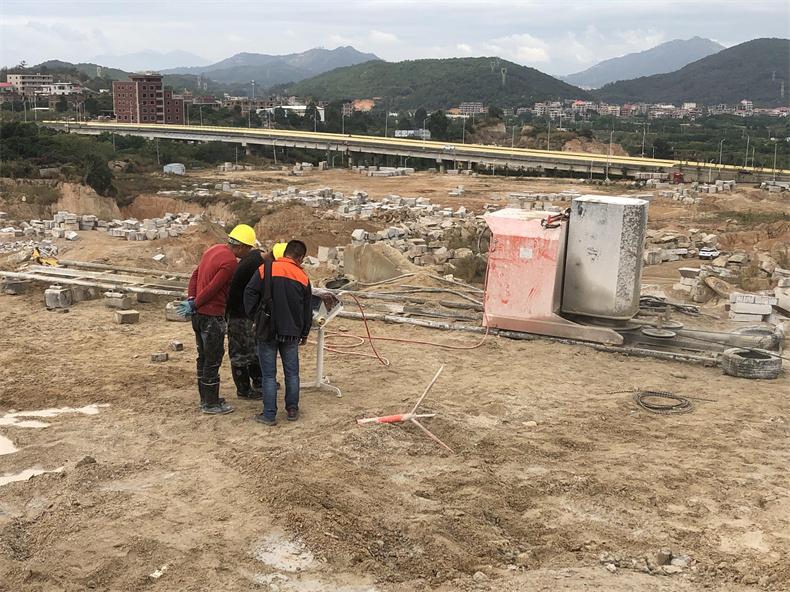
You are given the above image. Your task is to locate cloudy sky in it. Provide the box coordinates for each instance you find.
[1,0,787,75]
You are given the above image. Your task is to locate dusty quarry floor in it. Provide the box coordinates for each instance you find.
[0,171,789,591]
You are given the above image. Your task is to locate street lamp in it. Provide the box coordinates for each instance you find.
[719,139,726,165]
[606,130,614,182]
[511,122,516,148]
[547,117,551,151]
[199,105,203,126]
[462,116,466,144]
[341,112,346,135]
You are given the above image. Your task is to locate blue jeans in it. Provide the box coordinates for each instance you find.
[257,340,300,419]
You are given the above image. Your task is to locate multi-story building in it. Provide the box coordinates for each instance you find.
[459,101,486,115]
[341,102,354,116]
[736,99,754,116]
[38,82,82,96]
[112,73,184,124]
[533,101,563,119]
[7,73,54,96]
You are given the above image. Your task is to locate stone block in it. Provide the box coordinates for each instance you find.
[731,302,773,315]
[114,310,140,324]
[44,285,72,309]
[65,231,79,241]
[678,267,701,279]
[169,340,184,352]
[730,293,778,306]
[150,352,169,362]
[1,279,31,295]
[165,301,190,322]
[104,291,132,309]
[728,311,766,322]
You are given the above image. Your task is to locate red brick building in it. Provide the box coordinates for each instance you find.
[112,73,184,124]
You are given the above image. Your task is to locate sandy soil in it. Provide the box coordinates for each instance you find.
[0,290,788,592]
[1,172,789,591]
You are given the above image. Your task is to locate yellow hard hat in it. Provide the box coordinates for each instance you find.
[272,242,287,259]
[228,224,256,246]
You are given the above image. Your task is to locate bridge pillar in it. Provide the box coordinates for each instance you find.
[436,159,444,173]
[242,142,252,157]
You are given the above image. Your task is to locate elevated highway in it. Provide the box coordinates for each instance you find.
[43,121,789,183]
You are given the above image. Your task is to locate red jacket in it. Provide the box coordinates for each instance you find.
[188,244,238,316]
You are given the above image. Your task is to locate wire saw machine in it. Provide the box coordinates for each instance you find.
[301,288,344,397]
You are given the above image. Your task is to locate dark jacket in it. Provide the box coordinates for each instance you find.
[243,257,312,341]
[188,244,238,316]
[226,249,262,318]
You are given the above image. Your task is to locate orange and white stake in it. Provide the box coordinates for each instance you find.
[356,365,454,453]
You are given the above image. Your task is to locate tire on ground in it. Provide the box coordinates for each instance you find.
[720,347,782,380]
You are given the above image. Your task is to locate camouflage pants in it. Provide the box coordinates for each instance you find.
[227,316,258,368]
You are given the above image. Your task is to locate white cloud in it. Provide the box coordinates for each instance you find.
[368,30,398,44]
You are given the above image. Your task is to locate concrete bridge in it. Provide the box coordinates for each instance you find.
[43,121,790,183]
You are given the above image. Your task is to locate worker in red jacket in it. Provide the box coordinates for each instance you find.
[181,224,256,414]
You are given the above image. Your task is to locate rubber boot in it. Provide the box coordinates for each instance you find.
[249,361,262,391]
[232,365,257,399]
[197,376,207,410]
[202,381,234,415]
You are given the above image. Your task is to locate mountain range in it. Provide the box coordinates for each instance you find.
[281,57,591,110]
[563,37,725,89]
[594,38,789,106]
[90,50,209,72]
[162,46,379,88]
[12,38,787,109]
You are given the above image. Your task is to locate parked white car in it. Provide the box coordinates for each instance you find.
[699,247,721,260]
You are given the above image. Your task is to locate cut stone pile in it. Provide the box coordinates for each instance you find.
[643,228,720,265]
[506,189,583,211]
[672,258,789,319]
[760,180,789,193]
[650,180,736,204]
[0,239,58,258]
[351,166,415,177]
[0,211,210,244]
[254,186,457,221]
[316,213,487,273]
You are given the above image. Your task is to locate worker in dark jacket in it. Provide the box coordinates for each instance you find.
[243,240,312,425]
[182,224,256,415]
[225,242,288,399]
[226,247,264,399]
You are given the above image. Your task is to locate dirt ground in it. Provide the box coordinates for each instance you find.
[1,172,789,591]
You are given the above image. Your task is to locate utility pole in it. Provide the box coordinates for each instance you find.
[743,136,750,168]
[251,80,255,99]
[313,109,317,133]
[719,139,726,165]
[155,138,160,166]
[771,138,778,180]
[384,102,388,137]
[547,118,551,150]
[511,122,515,148]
